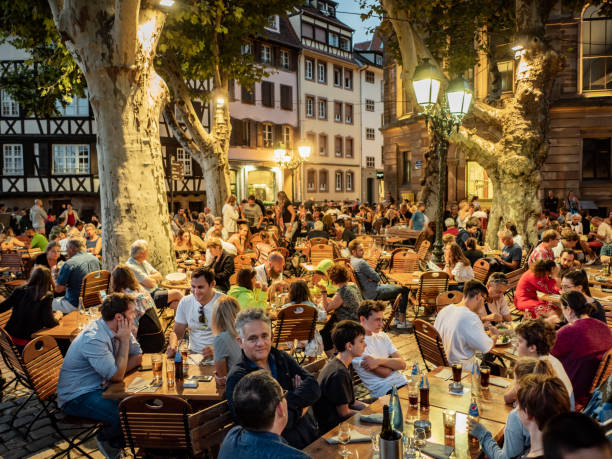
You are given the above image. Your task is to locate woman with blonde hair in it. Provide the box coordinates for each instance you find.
[212,296,242,386]
[444,242,474,289]
[227,223,249,255]
[222,195,239,234]
[174,228,198,259]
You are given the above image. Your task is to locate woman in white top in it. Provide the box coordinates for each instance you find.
[444,242,474,287]
[457,200,470,229]
[222,195,239,234]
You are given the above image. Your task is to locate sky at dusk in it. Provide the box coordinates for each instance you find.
[335,0,381,44]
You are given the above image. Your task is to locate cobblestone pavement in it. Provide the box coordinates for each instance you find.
[0,324,422,458]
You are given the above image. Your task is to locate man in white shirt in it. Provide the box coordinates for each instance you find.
[166,267,222,359]
[434,280,499,371]
[592,216,612,244]
[205,217,229,240]
[254,252,284,291]
[351,300,407,398]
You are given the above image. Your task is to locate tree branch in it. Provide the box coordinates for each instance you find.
[451,126,499,170]
[114,0,140,65]
[469,100,504,128]
[163,103,200,158]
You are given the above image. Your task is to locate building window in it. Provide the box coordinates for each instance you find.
[262,123,273,147]
[280,50,290,70]
[346,171,354,191]
[366,128,375,140]
[366,156,375,168]
[2,144,23,175]
[241,42,251,55]
[241,83,255,104]
[497,61,514,93]
[344,69,353,89]
[262,81,274,108]
[242,120,251,146]
[319,134,328,156]
[306,96,315,118]
[302,23,314,39]
[329,33,339,47]
[305,58,314,80]
[176,148,193,176]
[345,104,353,124]
[318,98,327,119]
[582,5,612,91]
[582,138,611,180]
[402,151,410,185]
[334,136,343,157]
[345,137,353,158]
[339,37,350,51]
[280,85,292,110]
[335,171,343,191]
[319,170,328,191]
[365,71,375,83]
[52,144,90,175]
[261,45,272,64]
[1,89,18,117]
[376,55,383,65]
[266,15,279,32]
[365,99,375,111]
[317,61,327,83]
[334,102,342,122]
[307,170,316,191]
[333,66,342,87]
[315,26,326,42]
[56,91,89,117]
[283,126,292,148]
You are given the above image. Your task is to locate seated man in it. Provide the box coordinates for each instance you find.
[306,220,329,240]
[57,293,142,458]
[543,412,612,459]
[126,239,183,310]
[219,370,312,458]
[495,230,522,273]
[205,216,229,240]
[166,267,221,359]
[457,218,480,251]
[553,229,580,259]
[204,228,237,264]
[254,251,285,292]
[206,238,235,293]
[433,280,499,371]
[557,248,579,276]
[26,227,48,251]
[334,219,355,247]
[349,240,409,328]
[480,272,512,324]
[226,308,320,449]
[314,320,367,434]
[351,300,407,398]
[52,237,101,313]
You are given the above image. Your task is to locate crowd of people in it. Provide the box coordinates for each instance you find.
[0,191,611,459]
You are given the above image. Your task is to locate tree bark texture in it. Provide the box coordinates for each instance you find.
[381,0,563,248]
[47,1,176,272]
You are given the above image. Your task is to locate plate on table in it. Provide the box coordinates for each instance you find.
[166,272,187,283]
[183,259,195,266]
[495,336,512,346]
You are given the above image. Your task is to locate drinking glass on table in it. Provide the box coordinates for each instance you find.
[151,354,162,385]
[407,381,419,409]
[414,427,427,452]
[451,361,463,385]
[166,360,175,388]
[480,365,491,389]
[338,422,351,457]
[443,410,456,439]
[369,431,379,454]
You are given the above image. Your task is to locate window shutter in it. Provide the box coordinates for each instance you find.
[89,145,98,175]
[230,117,243,146]
[250,121,257,148]
[274,124,283,145]
[280,85,292,110]
[256,122,263,147]
[38,143,49,175]
[23,143,34,176]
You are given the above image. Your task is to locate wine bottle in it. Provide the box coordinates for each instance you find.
[389,385,403,431]
[380,405,401,441]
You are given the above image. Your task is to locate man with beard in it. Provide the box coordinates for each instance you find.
[254,252,284,291]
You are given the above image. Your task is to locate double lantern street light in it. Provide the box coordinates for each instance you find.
[411,58,473,263]
[274,144,311,201]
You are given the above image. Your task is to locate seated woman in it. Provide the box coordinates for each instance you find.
[110,264,164,353]
[212,295,242,389]
[227,268,267,309]
[206,238,235,293]
[282,279,318,309]
[320,264,362,357]
[463,237,484,266]
[227,224,249,255]
[514,259,559,320]
[469,357,555,459]
[560,269,606,323]
[444,242,474,291]
[174,228,198,259]
[84,223,102,257]
[1,228,25,251]
[552,291,612,409]
[33,240,65,280]
[255,231,276,264]
[0,266,61,352]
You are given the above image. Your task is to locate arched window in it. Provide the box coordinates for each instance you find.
[335,170,343,191]
[319,170,328,192]
[582,5,612,92]
[346,171,354,191]
[307,169,317,192]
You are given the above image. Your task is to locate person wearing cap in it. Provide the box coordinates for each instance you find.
[443,218,459,236]
[311,258,338,296]
[228,268,267,309]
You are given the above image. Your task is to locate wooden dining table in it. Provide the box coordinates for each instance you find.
[103,353,223,401]
[32,310,85,340]
[386,271,458,287]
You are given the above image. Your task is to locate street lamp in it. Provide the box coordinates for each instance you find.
[411,60,473,263]
[274,143,311,201]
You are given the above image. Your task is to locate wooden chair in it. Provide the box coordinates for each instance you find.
[606,310,612,330]
[590,349,612,395]
[234,254,254,271]
[0,252,28,293]
[504,266,527,305]
[0,309,10,329]
[416,239,431,264]
[0,326,32,413]
[410,271,450,319]
[21,336,100,455]
[473,258,491,284]
[413,318,449,371]
[120,394,193,456]
[79,270,110,308]
[309,237,329,245]
[271,304,317,362]
[436,291,464,313]
[382,293,403,332]
[389,249,419,273]
[189,400,234,458]
[413,231,427,253]
[309,244,334,265]
[303,358,328,379]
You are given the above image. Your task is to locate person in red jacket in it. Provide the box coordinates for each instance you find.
[515,259,560,320]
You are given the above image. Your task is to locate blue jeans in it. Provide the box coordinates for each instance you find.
[376,284,409,314]
[62,390,123,447]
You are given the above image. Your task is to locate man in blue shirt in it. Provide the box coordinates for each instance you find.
[52,237,100,313]
[410,202,426,231]
[58,293,142,458]
[219,370,312,458]
[496,231,522,273]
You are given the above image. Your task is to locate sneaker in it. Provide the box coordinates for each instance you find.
[96,438,122,459]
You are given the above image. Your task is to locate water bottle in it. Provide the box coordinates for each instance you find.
[468,395,480,447]
[471,360,481,396]
[77,297,86,330]
[389,385,403,431]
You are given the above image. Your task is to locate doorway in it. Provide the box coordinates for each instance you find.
[367,178,374,204]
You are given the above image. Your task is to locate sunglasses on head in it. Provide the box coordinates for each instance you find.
[199,305,207,326]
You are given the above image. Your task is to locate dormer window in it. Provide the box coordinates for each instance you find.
[266,15,279,32]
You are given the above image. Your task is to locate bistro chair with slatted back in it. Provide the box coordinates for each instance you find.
[590,349,612,395]
[416,239,431,268]
[21,336,100,455]
[119,394,193,456]
[0,327,33,421]
[249,232,263,246]
[303,358,328,380]
[234,254,254,271]
[505,266,527,310]
[413,318,449,371]
[272,304,317,363]
[309,237,329,245]
[309,244,334,265]
[0,252,28,293]
[0,309,10,329]
[410,271,450,319]
[413,231,427,252]
[606,310,612,330]
[382,294,403,332]
[473,258,491,284]
[189,400,234,458]
[79,270,110,309]
[389,249,419,274]
[436,291,464,313]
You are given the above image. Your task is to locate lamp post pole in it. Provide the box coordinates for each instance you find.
[275,144,311,202]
